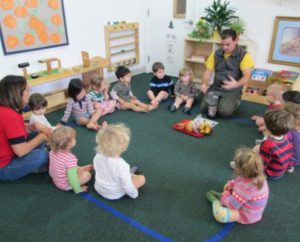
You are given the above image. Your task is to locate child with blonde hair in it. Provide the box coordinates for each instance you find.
[207,147,269,224]
[88,75,116,116]
[93,123,145,200]
[49,127,93,194]
[284,101,300,166]
[251,83,288,132]
[168,67,198,115]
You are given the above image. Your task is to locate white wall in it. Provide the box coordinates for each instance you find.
[1,0,299,84]
[0,0,148,81]
[194,0,300,72]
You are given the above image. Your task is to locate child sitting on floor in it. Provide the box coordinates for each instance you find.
[168,67,198,115]
[93,123,145,200]
[88,75,116,116]
[284,100,300,167]
[28,93,59,133]
[147,62,174,106]
[251,83,288,133]
[207,147,269,224]
[49,126,93,194]
[255,108,294,179]
[110,66,157,112]
[61,78,107,130]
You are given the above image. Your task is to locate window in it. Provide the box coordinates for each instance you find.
[173,0,186,19]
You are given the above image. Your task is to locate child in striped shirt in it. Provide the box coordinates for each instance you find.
[207,147,269,224]
[256,108,294,179]
[61,78,107,131]
[88,75,116,116]
[49,127,93,194]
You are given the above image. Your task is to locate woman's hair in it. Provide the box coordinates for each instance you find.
[179,67,194,84]
[50,126,76,152]
[284,102,300,130]
[264,108,294,136]
[0,75,27,113]
[95,123,131,157]
[234,147,265,189]
[28,93,48,111]
[68,78,84,101]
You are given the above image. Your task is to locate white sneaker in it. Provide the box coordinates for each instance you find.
[229,161,236,169]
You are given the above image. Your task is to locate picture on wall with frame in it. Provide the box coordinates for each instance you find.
[0,0,69,55]
[268,16,300,67]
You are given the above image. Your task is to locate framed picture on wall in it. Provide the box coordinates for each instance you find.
[268,16,300,67]
[0,0,69,55]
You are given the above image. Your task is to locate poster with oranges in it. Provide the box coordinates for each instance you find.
[0,0,68,55]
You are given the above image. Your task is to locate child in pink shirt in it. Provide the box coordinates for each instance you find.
[49,126,93,194]
[207,147,269,224]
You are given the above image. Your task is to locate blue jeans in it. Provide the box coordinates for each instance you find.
[0,133,49,181]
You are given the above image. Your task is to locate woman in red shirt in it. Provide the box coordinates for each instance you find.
[0,75,49,181]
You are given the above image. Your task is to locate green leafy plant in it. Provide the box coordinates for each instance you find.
[229,18,246,35]
[188,19,210,39]
[204,0,236,34]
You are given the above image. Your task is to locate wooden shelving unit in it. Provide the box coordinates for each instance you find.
[104,22,140,72]
[184,37,256,86]
[23,56,109,118]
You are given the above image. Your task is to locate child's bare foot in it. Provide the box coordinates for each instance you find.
[87,123,100,131]
[83,164,94,172]
[148,103,158,112]
[80,185,88,192]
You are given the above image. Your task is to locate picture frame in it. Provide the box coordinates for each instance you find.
[0,0,69,55]
[268,16,300,67]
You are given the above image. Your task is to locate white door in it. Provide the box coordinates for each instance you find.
[146,0,197,77]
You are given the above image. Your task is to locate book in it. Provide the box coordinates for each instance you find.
[251,68,272,81]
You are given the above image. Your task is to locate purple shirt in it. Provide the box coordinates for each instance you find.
[288,130,300,166]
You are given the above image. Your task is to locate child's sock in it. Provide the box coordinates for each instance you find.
[206,191,219,203]
[212,200,230,223]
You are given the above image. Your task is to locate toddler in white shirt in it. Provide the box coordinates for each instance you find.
[29,94,53,128]
[93,123,145,200]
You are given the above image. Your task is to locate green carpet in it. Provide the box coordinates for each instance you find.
[1,73,299,242]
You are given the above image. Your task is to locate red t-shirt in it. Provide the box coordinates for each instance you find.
[0,106,27,168]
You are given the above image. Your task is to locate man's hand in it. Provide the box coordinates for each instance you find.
[222,76,240,90]
[200,83,208,94]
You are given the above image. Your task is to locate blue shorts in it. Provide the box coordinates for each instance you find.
[75,112,90,125]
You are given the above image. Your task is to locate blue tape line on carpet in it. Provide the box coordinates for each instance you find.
[203,222,236,242]
[80,192,173,242]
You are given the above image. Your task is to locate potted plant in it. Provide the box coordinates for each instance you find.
[229,18,246,36]
[188,18,210,40]
[204,0,236,35]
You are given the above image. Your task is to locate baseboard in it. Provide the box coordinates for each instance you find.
[107,66,146,83]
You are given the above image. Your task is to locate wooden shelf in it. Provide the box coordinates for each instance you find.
[23,56,109,117]
[105,22,139,71]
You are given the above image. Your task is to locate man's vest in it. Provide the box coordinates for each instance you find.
[212,45,247,93]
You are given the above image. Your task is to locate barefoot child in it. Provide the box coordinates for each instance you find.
[110,66,157,112]
[49,127,93,194]
[88,75,116,116]
[61,78,106,130]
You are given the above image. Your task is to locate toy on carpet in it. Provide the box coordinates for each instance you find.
[172,115,218,137]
